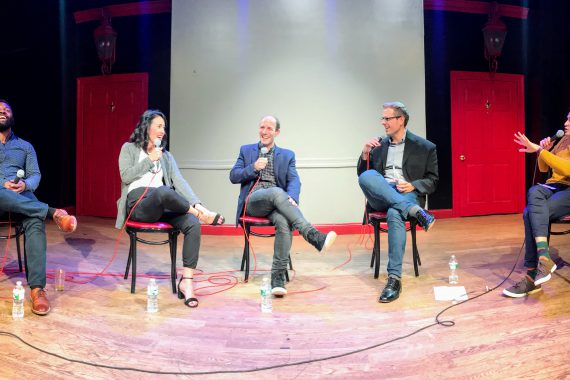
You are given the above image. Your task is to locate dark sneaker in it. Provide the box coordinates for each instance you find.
[306,228,337,252]
[503,276,542,298]
[271,269,287,297]
[415,209,435,232]
[534,256,557,286]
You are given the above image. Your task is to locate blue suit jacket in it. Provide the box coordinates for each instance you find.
[229,143,301,225]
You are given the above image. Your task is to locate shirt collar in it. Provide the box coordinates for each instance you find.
[389,130,407,145]
[258,142,275,153]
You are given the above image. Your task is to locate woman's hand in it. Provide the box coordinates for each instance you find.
[514,132,541,153]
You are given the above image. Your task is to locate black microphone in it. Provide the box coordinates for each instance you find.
[13,169,24,184]
[548,130,565,151]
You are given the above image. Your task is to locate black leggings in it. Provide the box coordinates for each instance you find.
[127,186,201,268]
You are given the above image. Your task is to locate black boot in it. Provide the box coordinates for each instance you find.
[306,228,337,252]
[271,269,287,297]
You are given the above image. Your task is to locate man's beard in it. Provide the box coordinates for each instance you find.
[0,116,14,132]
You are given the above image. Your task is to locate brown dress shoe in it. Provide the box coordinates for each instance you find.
[30,288,51,315]
[53,209,77,233]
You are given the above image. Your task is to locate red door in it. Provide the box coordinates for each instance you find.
[451,71,525,217]
[77,73,148,217]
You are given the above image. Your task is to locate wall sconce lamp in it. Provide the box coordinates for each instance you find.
[93,15,117,75]
[482,2,507,73]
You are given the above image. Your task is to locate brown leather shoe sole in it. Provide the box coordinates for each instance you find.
[53,209,77,233]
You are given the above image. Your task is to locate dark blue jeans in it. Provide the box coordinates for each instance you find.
[523,183,570,268]
[0,188,48,288]
[127,186,201,268]
[358,170,419,277]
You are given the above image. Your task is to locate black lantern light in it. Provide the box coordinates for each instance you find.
[93,16,117,75]
[482,2,507,73]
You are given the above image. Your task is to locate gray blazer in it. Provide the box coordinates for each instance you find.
[115,142,200,229]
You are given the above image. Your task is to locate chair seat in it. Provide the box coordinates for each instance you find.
[367,211,387,219]
[125,220,175,230]
[239,216,273,225]
[555,215,570,222]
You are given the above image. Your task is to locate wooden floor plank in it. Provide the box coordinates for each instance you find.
[0,214,569,378]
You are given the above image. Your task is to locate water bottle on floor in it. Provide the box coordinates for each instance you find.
[449,255,459,284]
[260,276,272,313]
[147,278,159,313]
[12,281,25,320]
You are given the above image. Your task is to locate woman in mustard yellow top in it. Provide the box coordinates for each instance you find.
[504,112,570,298]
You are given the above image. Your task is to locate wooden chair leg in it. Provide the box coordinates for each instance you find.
[124,231,133,280]
[169,231,178,294]
[410,221,420,277]
[240,225,248,271]
[244,224,251,283]
[16,229,23,273]
[130,233,137,294]
[373,221,381,279]
[23,234,29,282]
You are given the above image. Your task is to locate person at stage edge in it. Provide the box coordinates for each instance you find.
[504,113,570,297]
[116,109,224,308]
[357,101,438,303]
[230,115,337,297]
[0,99,77,316]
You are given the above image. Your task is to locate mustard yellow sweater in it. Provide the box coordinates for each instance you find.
[538,145,570,185]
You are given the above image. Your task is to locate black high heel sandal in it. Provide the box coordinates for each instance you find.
[177,277,199,308]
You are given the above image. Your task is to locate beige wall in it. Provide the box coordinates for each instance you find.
[171,0,426,224]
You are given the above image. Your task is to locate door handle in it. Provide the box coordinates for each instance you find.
[459,155,465,161]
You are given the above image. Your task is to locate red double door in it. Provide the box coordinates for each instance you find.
[451,71,525,217]
[76,73,148,217]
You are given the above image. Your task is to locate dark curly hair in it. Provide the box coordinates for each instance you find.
[129,109,168,152]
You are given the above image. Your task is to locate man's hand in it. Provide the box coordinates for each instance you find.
[287,197,298,207]
[362,137,381,159]
[254,157,268,171]
[4,180,26,193]
[396,179,415,193]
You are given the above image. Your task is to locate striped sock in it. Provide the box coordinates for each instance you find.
[526,268,537,280]
[536,241,550,260]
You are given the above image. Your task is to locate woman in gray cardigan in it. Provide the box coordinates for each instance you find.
[117,109,224,308]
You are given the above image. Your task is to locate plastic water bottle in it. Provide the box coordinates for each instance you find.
[260,276,272,313]
[12,281,25,320]
[449,255,459,284]
[147,278,159,313]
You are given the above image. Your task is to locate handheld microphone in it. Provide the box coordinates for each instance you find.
[550,130,564,142]
[153,138,162,150]
[260,147,269,157]
[14,169,25,184]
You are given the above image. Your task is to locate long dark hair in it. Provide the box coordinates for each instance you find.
[129,109,168,152]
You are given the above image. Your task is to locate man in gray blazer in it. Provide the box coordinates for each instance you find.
[357,102,439,303]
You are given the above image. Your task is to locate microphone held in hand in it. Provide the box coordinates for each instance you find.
[14,169,25,184]
[153,138,162,150]
[260,146,269,157]
[550,130,564,142]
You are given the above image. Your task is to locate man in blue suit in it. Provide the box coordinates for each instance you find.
[230,115,337,297]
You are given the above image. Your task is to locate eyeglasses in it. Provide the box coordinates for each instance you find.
[380,115,401,122]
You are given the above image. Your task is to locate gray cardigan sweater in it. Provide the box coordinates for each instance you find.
[115,142,200,229]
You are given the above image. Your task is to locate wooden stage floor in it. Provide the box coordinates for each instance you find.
[0,214,569,379]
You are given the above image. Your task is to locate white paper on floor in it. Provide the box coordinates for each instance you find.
[433,286,468,301]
